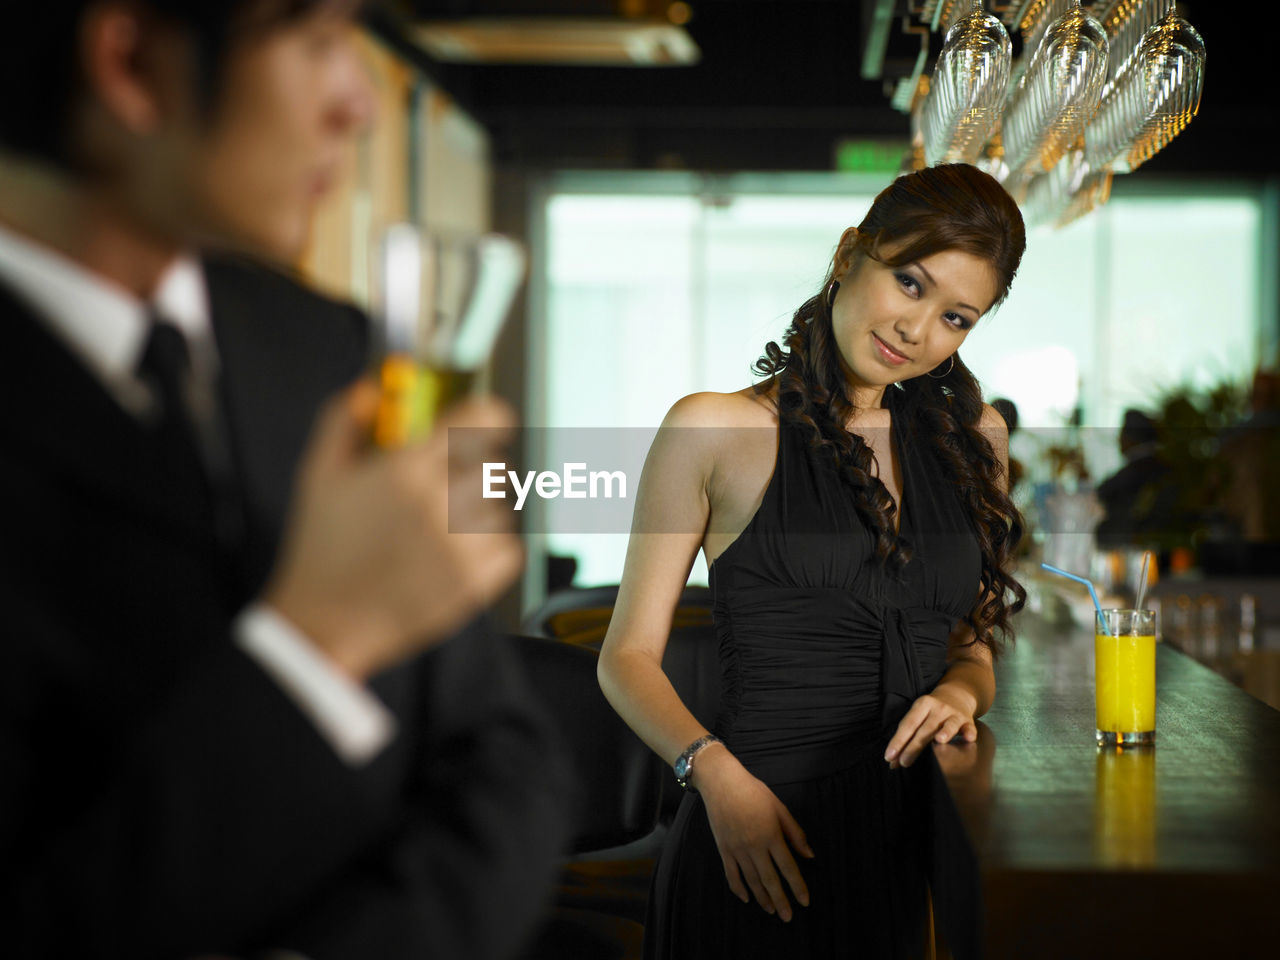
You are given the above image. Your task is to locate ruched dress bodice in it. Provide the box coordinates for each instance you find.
[645,403,981,960]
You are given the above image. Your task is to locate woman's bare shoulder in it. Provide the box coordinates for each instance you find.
[662,385,778,430]
[977,402,1010,439]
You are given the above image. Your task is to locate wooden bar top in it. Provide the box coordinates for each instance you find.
[928,612,1280,960]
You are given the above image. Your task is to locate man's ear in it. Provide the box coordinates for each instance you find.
[832,226,861,280]
[79,5,165,135]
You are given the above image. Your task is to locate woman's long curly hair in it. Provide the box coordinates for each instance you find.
[754,163,1027,656]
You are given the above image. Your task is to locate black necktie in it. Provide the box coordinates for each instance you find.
[138,314,248,575]
[138,317,210,497]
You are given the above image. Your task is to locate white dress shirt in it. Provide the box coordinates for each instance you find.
[0,223,394,765]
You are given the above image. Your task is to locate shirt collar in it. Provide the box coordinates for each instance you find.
[0,222,215,412]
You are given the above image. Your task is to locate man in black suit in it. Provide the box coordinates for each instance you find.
[0,2,567,957]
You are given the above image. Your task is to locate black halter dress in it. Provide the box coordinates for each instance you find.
[644,403,982,959]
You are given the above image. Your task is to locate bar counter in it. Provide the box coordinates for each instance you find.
[929,612,1280,959]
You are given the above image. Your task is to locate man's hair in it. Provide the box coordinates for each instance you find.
[0,1,358,172]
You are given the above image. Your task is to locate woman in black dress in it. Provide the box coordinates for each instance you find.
[598,163,1027,958]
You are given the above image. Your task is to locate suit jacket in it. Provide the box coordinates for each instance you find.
[0,254,569,959]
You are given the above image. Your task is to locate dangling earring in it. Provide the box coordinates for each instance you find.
[927,355,956,379]
[826,280,840,309]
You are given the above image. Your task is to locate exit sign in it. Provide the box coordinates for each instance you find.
[835,140,909,173]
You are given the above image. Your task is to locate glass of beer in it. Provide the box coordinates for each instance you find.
[1095,608,1157,747]
[370,225,526,448]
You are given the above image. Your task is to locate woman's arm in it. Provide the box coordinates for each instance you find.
[597,393,813,922]
[597,394,721,768]
[935,626,997,719]
[885,403,1008,768]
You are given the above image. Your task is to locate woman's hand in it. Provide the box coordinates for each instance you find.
[694,746,815,921]
[884,682,979,770]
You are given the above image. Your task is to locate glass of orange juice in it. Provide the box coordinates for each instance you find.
[1095,608,1157,746]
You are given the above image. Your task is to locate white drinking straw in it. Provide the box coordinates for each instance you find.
[1040,562,1115,635]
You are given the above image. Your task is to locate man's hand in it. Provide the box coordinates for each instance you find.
[264,379,523,679]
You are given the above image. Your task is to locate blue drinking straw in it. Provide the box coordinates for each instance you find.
[1040,562,1114,635]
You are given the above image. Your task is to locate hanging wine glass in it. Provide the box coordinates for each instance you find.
[1091,0,1176,83]
[921,1,1012,165]
[1001,1,1109,185]
[1084,13,1205,172]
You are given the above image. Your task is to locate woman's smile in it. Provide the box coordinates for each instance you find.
[871,332,912,366]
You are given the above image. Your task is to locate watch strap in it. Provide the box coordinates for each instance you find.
[674,734,722,791]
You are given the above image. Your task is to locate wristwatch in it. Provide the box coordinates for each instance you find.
[673,734,722,791]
